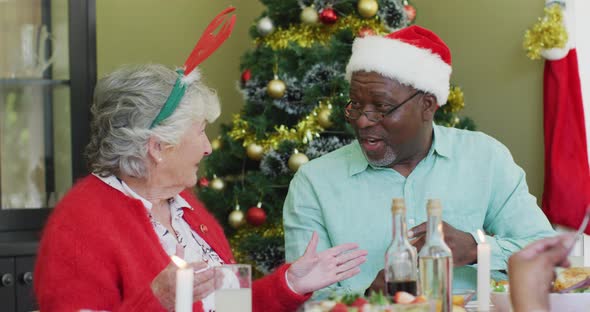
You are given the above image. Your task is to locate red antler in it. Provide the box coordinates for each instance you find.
[184,6,236,75]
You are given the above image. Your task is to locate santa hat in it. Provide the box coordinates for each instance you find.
[345,25,452,105]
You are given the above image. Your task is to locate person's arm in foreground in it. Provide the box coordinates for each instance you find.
[508,234,573,312]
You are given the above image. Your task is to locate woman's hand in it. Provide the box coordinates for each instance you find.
[286,232,368,295]
[508,234,574,312]
[151,260,216,311]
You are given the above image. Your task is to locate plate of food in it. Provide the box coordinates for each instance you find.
[490,267,590,312]
[303,290,477,312]
[302,291,430,312]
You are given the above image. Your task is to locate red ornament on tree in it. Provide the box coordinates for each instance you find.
[246,202,267,226]
[241,69,252,84]
[404,4,416,23]
[319,8,338,25]
[358,27,376,38]
[198,177,209,187]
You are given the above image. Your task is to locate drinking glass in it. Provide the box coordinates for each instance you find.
[214,264,252,312]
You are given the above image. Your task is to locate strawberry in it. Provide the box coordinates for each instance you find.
[412,295,427,304]
[330,302,349,312]
[393,291,416,304]
[350,297,368,311]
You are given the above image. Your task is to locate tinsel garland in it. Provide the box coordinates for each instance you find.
[445,86,465,113]
[229,223,284,276]
[256,15,388,50]
[523,4,568,60]
[228,101,332,150]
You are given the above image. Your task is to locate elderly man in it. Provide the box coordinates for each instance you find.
[283,25,555,296]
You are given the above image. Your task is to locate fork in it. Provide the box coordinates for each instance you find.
[566,204,590,253]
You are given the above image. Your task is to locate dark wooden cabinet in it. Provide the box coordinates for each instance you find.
[0,257,17,311]
[0,256,36,312]
[0,0,96,311]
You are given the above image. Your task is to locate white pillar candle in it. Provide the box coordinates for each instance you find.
[171,255,194,312]
[477,229,490,311]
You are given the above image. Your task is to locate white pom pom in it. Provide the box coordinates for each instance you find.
[541,47,569,60]
[180,67,202,85]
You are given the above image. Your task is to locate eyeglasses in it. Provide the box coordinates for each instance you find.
[344,91,423,122]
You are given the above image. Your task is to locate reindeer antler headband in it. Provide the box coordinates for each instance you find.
[150,6,236,129]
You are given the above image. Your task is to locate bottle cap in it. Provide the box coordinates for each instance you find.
[391,198,406,214]
[426,199,442,216]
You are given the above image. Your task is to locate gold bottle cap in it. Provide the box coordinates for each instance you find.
[391,198,406,214]
[426,199,442,216]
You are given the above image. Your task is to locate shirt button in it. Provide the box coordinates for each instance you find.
[200,224,208,233]
[408,219,415,225]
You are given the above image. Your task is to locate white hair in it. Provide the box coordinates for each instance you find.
[86,64,220,178]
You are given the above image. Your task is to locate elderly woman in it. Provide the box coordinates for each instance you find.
[33,64,367,312]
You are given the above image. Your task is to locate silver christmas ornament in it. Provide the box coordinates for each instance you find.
[257,17,275,36]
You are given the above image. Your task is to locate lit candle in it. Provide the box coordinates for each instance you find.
[171,255,193,312]
[477,229,490,311]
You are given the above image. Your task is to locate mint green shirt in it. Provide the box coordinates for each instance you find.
[284,125,554,297]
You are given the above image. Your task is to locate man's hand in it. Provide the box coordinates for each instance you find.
[364,269,386,296]
[409,221,477,266]
[508,234,573,312]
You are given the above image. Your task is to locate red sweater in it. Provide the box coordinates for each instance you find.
[34,175,310,312]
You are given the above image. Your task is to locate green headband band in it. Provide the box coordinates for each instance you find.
[150,69,186,129]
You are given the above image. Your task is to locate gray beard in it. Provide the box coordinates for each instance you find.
[361,148,398,167]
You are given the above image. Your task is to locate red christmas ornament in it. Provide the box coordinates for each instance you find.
[246,202,267,226]
[358,27,376,38]
[404,4,416,23]
[319,8,338,25]
[198,177,209,187]
[241,69,252,84]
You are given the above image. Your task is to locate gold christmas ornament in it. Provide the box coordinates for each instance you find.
[246,143,265,161]
[300,6,319,24]
[267,77,286,99]
[211,137,222,150]
[288,150,309,172]
[317,108,333,128]
[210,175,225,191]
[228,205,246,229]
[358,0,379,18]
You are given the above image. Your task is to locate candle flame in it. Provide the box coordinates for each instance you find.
[171,255,188,269]
[477,229,486,243]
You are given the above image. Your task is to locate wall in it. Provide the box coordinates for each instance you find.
[412,0,546,200]
[97,0,549,200]
[96,0,264,138]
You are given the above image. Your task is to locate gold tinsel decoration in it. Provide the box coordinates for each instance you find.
[228,100,333,151]
[523,4,568,60]
[229,223,284,277]
[446,86,465,113]
[256,15,388,50]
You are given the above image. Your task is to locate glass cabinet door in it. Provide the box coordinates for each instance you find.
[0,0,72,210]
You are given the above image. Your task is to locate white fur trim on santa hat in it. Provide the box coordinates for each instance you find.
[345,36,452,105]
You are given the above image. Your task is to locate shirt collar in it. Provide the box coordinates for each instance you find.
[92,173,193,212]
[432,123,451,158]
[347,124,451,177]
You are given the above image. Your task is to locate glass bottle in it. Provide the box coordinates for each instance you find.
[418,199,453,312]
[384,198,418,296]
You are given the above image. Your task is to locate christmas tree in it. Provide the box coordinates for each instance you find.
[199,0,475,276]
